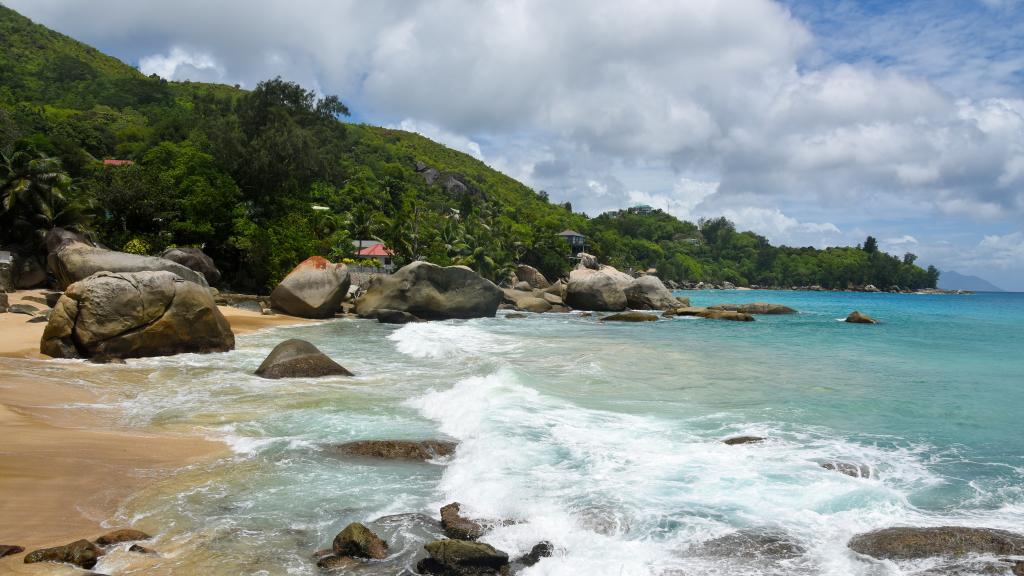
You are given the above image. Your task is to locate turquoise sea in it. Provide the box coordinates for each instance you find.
[15,290,1024,575]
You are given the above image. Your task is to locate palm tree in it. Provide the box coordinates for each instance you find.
[1,147,72,215]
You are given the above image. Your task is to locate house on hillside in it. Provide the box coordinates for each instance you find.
[558,229,587,258]
[102,159,134,167]
[354,243,395,272]
[628,204,654,215]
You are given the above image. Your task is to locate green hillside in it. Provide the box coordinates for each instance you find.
[0,4,938,291]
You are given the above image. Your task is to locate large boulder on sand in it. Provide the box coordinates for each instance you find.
[41,271,234,359]
[255,339,352,378]
[270,257,350,319]
[160,247,221,285]
[355,261,503,320]
[514,264,550,289]
[46,231,208,290]
[848,526,1024,560]
[624,275,679,310]
[565,266,632,311]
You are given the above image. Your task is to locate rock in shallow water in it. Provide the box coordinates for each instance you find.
[820,461,872,478]
[94,528,151,546]
[601,311,659,322]
[332,522,388,559]
[356,261,503,320]
[324,439,456,460]
[255,339,352,379]
[848,526,1024,560]
[845,310,877,324]
[723,435,765,445]
[698,530,805,560]
[418,539,510,575]
[0,544,24,558]
[440,502,484,540]
[24,539,103,569]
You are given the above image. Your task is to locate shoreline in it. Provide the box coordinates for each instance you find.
[0,292,313,565]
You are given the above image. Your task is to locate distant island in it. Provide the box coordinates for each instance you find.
[939,271,1004,292]
[0,5,938,293]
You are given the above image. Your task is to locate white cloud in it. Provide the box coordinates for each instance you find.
[139,46,227,83]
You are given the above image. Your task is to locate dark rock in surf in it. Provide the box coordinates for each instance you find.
[848,526,1024,560]
[820,461,872,478]
[709,302,797,315]
[0,545,24,558]
[255,339,352,379]
[601,311,659,322]
[332,522,388,560]
[441,502,484,540]
[376,309,423,324]
[94,529,151,546]
[24,539,103,569]
[417,539,510,575]
[698,530,805,560]
[128,544,157,555]
[514,541,553,567]
[723,436,765,445]
[325,439,455,461]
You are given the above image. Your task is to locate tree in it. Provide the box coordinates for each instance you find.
[1,145,71,215]
[863,236,878,254]
[903,252,917,266]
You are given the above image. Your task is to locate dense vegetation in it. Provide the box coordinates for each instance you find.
[0,5,938,291]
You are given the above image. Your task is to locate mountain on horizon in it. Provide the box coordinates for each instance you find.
[939,270,1005,292]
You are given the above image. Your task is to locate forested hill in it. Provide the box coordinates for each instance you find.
[0,5,938,291]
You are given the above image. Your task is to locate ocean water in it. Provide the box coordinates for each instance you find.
[17,290,1024,575]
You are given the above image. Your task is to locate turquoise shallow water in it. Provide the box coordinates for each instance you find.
[15,290,1024,575]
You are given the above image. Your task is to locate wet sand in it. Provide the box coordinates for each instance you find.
[0,293,312,568]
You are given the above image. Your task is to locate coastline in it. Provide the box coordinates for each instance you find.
[0,294,313,566]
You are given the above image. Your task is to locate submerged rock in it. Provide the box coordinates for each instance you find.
[41,271,234,359]
[845,310,877,324]
[514,541,553,568]
[356,261,503,320]
[271,256,350,319]
[601,311,659,322]
[376,309,423,324]
[723,436,765,445]
[709,302,797,315]
[441,502,484,540]
[316,554,360,570]
[848,526,1024,560]
[698,530,805,560]
[332,522,388,559]
[256,339,352,379]
[325,440,456,460]
[127,544,157,555]
[820,461,872,478]
[94,528,151,546]
[24,539,103,569]
[0,545,24,558]
[418,539,510,575]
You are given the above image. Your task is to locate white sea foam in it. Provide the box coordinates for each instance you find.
[388,321,521,359]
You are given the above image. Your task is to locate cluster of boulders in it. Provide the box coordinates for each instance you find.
[560,253,686,312]
[314,503,553,575]
[3,528,153,570]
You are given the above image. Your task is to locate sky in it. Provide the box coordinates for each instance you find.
[7,0,1024,290]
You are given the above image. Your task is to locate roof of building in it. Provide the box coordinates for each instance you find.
[558,229,584,237]
[356,244,394,257]
[102,159,134,166]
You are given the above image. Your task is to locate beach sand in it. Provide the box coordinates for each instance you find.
[0,291,313,568]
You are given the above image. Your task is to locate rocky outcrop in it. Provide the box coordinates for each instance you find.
[441,502,484,540]
[24,539,103,569]
[270,256,350,319]
[332,522,388,559]
[624,275,679,310]
[514,264,550,289]
[709,302,797,315]
[417,539,510,576]
[845,310,877,324]
[160,247,221,285]
[601,311,659,322]
[848,526,1024,560]
[503,289,553,313]
[255,339,352,379]
[723,436,765,445]
[324,440,456,460]
[46,231,208,290]
[565,265,632,311]
[94,529,151,546]
[355,262,503,320]
[41,271,234,360]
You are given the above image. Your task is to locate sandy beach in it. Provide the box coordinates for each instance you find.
[0,291,312,569]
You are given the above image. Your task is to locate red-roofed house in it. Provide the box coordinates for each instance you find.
[103,159,134,167]
[355,243,395,270]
